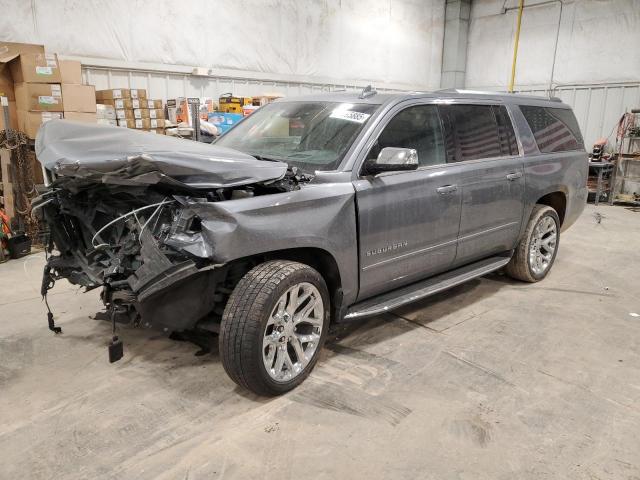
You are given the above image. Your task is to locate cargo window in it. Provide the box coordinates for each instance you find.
[520,106,584,152]
[439,104,513,162]
[371,105,445,167]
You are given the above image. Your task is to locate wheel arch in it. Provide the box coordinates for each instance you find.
[223,247,344,321]
[536,191,567,226]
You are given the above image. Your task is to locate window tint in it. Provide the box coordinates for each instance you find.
[372,105,445,167]
[440,104,516,162]
[520,105,584,153]
[494,105,519,156]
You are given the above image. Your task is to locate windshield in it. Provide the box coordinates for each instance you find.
[215,101,379,173]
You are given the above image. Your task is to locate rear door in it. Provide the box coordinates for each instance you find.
[438,104,525,266]
[354,104,463,300]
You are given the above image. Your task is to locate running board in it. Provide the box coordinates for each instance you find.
[344,254,512,320]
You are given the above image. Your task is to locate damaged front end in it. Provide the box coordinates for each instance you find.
[37,185,224,332]
[34,120,294,358]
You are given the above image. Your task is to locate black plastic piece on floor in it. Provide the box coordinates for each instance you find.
[108,336,123,363]
[47,312,62,334]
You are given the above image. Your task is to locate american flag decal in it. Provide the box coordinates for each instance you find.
[521,106,583,153]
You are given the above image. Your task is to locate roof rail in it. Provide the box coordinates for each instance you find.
[359,85,377,99]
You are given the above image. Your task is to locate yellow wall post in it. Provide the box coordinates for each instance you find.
[508,0,525,93]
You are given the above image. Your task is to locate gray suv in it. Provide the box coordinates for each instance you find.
[35,89,587,395]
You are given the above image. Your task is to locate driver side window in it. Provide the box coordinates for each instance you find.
[370,105,445,167]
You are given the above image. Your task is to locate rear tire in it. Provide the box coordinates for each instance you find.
[220,260,329,396]
[505,205,560,283]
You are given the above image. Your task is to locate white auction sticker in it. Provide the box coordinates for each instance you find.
[131,90,139,99]
[149,110,157,119]
[330,110,370,123]
[115,99,124,109]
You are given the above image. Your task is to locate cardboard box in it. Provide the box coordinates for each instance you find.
[218,94,251,114]
[15,83,63,112]
[97,118,118,126]
[142,99,162,109]
[115,108,134,120]
[149,118,165,128]
[130,88,146,99]
[96,104,116,120]
[17,110,62,138]
[149,108,164,119]
[155,128,165,134]
[61,84,96,112]
[100,98,152,109]
[0,98,18,130]
[10,53,61,84]
[133,108,149,119]
[96,88,130,100]
[0,43,46,100]
[0,66,14,100]
[0,42,45,62]
[117,118,135,128]
[58,60,82,84]
[135,118,150,129]
[64,111,97,123]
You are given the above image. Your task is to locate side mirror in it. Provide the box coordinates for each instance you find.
[363,147,419,175]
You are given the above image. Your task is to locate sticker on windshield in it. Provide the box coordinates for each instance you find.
[330,110,371,123]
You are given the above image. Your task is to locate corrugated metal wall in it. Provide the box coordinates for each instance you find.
[82,66,400,103]
[84,65,640,149]
[519,84,640,148]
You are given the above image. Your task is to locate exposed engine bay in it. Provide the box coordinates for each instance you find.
[33,121,304,357]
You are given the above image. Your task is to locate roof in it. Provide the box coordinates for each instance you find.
[277,88,568,108]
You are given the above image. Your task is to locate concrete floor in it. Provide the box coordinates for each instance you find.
[1,203,639,480]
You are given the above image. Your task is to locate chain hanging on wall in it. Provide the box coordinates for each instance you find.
[0,129,42,241]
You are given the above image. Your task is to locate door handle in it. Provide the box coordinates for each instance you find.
[506,172,523,181]
[436,185,458,195]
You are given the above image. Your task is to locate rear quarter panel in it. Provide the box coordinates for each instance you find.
[509,103,588,234]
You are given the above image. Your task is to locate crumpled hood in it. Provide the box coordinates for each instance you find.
[35,120,288,189]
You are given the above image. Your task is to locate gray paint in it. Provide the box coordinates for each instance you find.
[36,120,288,189]
[202,90,587,308]
[38,89,588,325]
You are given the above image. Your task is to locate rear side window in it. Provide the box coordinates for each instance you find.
[439,104,518,162]
[520,106,584,153]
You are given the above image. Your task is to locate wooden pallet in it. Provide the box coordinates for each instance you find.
[0,148,14,219]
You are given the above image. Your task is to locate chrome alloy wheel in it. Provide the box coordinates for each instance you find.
[263,282,324,382]
[529,215,557,276]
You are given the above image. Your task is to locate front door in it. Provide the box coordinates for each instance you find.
[354,104,463,300]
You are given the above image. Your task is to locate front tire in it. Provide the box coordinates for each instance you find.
[505,205,560,282]
[220,260,329,396]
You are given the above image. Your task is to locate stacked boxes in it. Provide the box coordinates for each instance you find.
[96,104,117,126]
[218,94,252,114]
[0,43,47,132]
[59,60,97,124]
[96,89,165,133]
[0,44,99,137]
[12,52,64,138]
